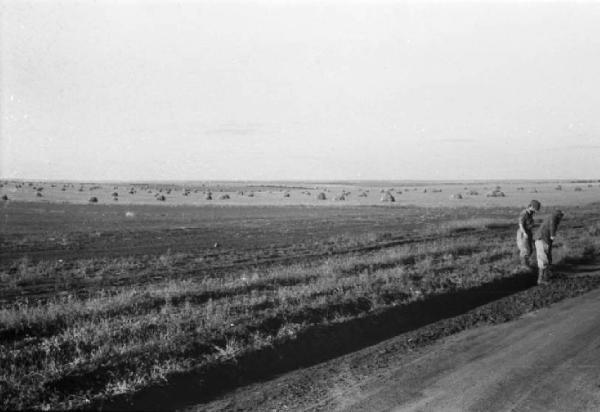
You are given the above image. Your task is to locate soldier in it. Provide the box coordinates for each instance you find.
[534,209,565,285]
[516,200,541,268]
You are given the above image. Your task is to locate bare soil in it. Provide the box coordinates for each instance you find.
[0,201,515,302]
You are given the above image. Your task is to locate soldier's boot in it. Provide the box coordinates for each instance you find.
[537,268,549,285]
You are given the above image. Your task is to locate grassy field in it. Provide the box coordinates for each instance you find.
[1,181,600,410]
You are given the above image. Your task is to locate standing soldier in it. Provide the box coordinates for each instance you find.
[534,209,565,285]
[516,200,541,268]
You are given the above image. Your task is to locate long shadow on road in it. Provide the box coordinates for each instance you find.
[97,267,543,411]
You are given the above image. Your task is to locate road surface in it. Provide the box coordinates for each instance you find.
[340,285,600,412]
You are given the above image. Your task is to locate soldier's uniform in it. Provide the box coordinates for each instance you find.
[516,208,535,265]
[534,210,564,285]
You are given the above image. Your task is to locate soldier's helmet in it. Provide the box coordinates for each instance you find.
[529,200,541,211]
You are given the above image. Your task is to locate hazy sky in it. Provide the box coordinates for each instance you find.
[2,1,599,181]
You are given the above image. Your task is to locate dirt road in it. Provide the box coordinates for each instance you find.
[339,282,600,412]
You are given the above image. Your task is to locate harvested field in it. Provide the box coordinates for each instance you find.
[2,180,600,207]
[1,181,600,410]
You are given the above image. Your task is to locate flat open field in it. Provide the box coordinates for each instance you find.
[2,179,600,207]
[1,180,599,410]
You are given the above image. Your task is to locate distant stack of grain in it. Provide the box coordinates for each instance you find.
[381,191,395,202]
[485,189,505,197]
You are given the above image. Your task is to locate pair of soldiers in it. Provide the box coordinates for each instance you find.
[517,200,564,285]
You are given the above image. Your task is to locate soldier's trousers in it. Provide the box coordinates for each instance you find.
[535,239,552,269]
[516,229,532,258]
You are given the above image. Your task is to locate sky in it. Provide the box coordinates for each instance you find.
[1,0,600,181]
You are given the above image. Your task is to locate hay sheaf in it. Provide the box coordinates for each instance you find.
[485,190,505,198]
[380,192,395,202]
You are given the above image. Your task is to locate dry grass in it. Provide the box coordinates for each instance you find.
[439,217,514,233]
[1,217,599,409]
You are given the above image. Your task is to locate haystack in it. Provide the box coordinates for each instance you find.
[1,194,8,201]
[450,193,463,200]
[381,192,395,202]
[88,196,98,203]
[219,194,230,200]
[317,192,327,200]
[283,192,290,198]
[36,192,43,198]
[205,192,213,200]
[358,192,368,197]
[555,185,562,191]
[485,190,505,197]
[156,195,166,201]
[574,186,583,192]
[335,194,346,201]
[468,190,479,195]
